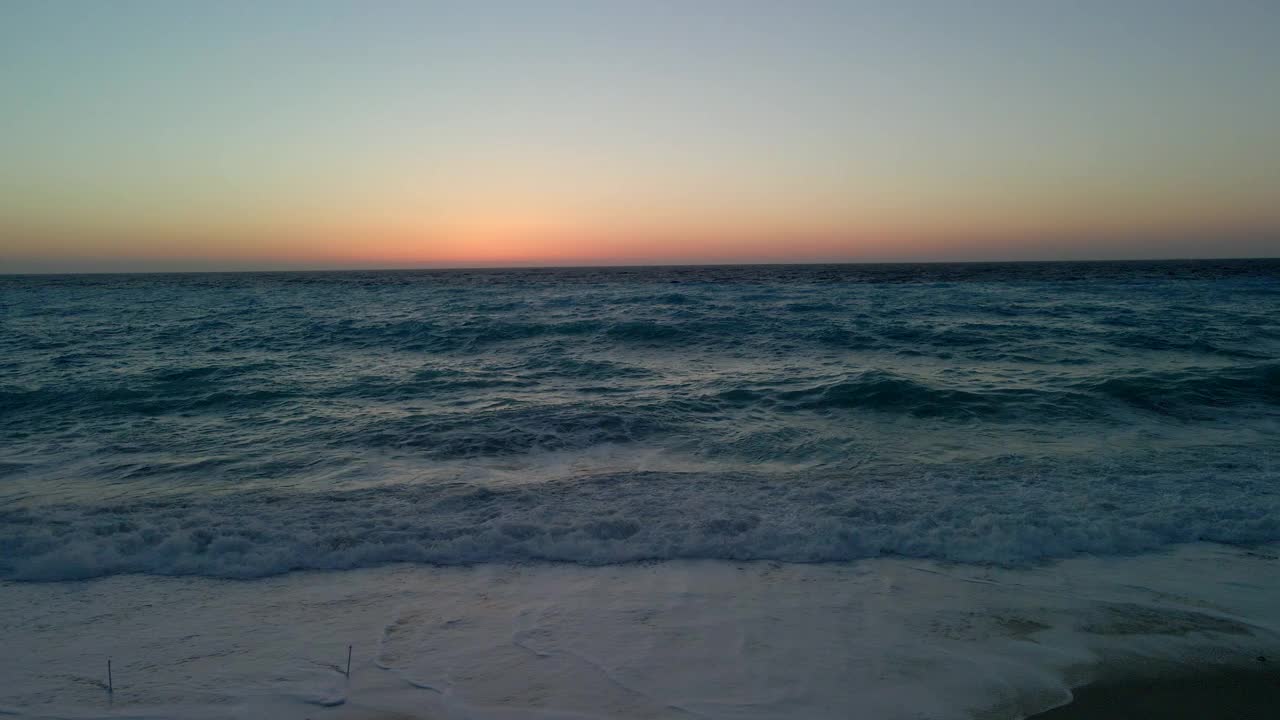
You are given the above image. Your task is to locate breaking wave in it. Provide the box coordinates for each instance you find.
[4,457,1279,581]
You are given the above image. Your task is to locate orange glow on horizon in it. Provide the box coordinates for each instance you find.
[4,195,1278,269]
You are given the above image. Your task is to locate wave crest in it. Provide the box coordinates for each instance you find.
[4,460,1277,581]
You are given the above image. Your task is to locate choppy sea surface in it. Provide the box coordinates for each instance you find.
[2,260,1279,581]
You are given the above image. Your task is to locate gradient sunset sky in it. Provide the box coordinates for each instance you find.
[3,1,1279,272]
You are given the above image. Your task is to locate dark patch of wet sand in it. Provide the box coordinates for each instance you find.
[1032,665,1280,719]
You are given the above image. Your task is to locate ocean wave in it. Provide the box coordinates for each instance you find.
[299,317,738,352]
[3,361,1275,444]
[712,372,1097,420]
[1081,362,1280,414]
[355,404,676,459]
[3,460,1278,581]
[0,381,295,419]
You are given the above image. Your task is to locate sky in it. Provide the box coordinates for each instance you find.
[2,1,1278,272]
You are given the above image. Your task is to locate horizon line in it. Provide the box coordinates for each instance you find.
[3,254,1280,277]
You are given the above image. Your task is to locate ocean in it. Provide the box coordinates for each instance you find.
[2,260,1279,718]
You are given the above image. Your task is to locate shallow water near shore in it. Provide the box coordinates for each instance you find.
[1,543,1277,719]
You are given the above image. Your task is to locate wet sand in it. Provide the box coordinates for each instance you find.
[1033,663,1280,719]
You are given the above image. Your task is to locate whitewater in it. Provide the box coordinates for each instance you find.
[2,260,1279,719]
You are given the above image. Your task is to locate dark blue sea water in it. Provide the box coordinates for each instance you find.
[2,260,1279,580]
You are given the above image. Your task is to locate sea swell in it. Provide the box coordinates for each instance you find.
[4,361,1277,431]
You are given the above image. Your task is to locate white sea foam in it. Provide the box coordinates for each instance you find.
[0,544,1276,719]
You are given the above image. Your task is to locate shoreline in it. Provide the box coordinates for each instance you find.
[2,544,1277,720]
